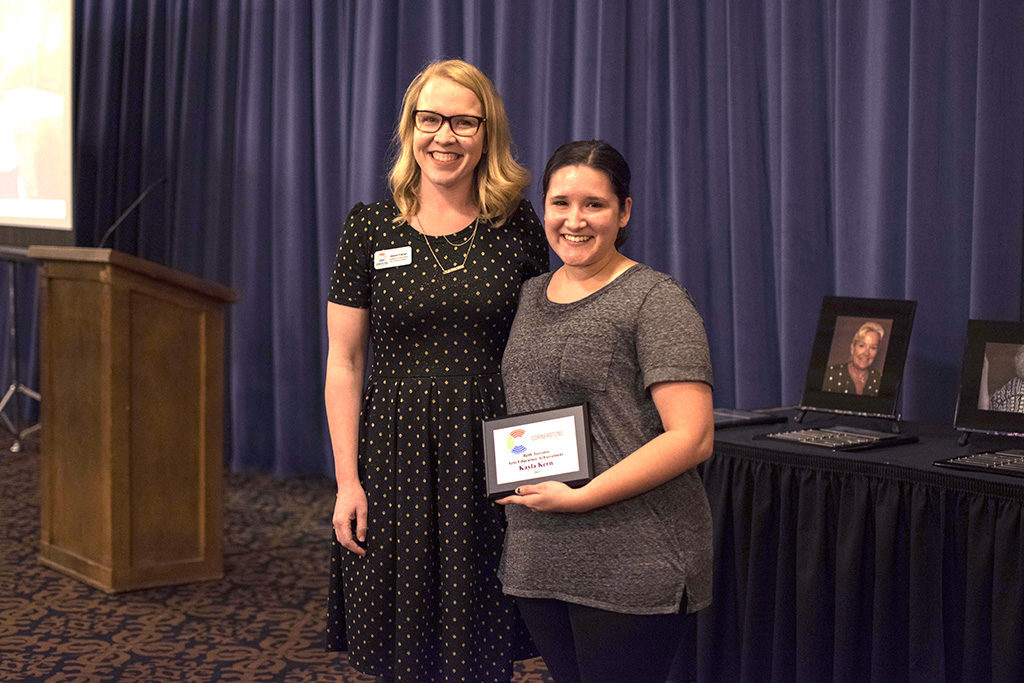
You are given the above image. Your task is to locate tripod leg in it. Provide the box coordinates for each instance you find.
[4,261,19,452]
[17,384,40,401]
[0,382,15,411]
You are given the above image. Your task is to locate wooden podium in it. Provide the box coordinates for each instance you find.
[27,247,238,592]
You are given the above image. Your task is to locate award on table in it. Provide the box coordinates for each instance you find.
[482,403,595,500]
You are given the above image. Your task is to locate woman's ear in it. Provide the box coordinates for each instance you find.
[619,196,633,227]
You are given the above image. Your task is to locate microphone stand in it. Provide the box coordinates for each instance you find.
[0,246,40,453]
[97,177,168,249]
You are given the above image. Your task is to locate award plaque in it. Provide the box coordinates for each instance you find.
[482,403,594,500]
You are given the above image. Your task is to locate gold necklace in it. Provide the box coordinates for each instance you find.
[848,363,868,383]
[415,216,478,274]
[442,230,474,247]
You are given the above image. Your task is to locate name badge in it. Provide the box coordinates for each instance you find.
[373,246,412,270]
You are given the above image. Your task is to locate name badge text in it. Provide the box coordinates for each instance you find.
[373,246,412,269]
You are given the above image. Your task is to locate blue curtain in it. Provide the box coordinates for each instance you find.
[54,0,1024,476]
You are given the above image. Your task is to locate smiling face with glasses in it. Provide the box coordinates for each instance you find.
[414,111,486,137]
[411,77,487,197]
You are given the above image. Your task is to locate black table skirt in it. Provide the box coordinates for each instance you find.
[673,416,1024,682]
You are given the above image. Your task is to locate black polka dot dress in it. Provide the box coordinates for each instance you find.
[325,199,547,682]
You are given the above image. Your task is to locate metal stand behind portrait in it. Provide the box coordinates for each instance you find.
[796,378,906,434]
[955,427,1024,448]
[0,246,41,453]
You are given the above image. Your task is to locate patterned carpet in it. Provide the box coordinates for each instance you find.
[0,438,552,682]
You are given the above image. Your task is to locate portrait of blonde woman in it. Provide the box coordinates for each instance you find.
[822,320,889,397]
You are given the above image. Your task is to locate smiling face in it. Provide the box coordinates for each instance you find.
[850,331,880,370]
[412,77,485,197]
[544,165,631,269]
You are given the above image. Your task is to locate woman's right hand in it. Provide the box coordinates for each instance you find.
[333,482,368,556]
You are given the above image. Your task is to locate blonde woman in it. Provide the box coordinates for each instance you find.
[323,60,546,681]
[822,321,885,396]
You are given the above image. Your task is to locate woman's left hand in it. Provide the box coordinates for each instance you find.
[496,481,589,513]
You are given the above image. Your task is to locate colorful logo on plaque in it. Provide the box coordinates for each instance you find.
[506,428,527,454]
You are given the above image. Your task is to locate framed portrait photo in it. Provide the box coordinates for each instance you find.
[481,403,594,500]
[953,319,1024,437]
[799,296,917,420]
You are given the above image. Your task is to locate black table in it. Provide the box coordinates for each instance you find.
[675,414,1024,682]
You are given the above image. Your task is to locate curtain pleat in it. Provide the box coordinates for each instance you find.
[229,0,276,471]
[906,484,945,679]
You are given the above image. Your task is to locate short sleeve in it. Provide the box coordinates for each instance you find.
[636,280,713,390]
[328,203,371,308]
[510,199,550,279]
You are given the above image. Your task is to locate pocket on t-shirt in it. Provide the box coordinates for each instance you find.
[558,336,612,391]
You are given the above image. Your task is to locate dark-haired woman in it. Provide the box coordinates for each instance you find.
[324,59,546,682]
[497,140,714,683]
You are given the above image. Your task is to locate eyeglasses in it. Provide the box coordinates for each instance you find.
[413,110,486,137]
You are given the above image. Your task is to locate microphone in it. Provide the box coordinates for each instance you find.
[97,177,168,248]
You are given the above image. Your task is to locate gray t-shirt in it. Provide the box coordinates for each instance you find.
[498,264,714,614]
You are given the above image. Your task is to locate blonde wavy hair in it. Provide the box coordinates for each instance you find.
[388,59,529,227]
[853,321,885,344]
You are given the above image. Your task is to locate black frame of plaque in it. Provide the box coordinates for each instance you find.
[799,296,917,421]
[953,319,1024,439]
[481,403,594,500]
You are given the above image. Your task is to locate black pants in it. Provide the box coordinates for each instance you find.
[515,596,689,683]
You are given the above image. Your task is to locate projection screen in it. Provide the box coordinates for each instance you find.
[0,0,74,248]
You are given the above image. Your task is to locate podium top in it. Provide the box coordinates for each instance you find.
[27,246,238,303]
[0,246,32,263]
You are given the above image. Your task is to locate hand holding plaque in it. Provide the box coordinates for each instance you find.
[481,403,594,500]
